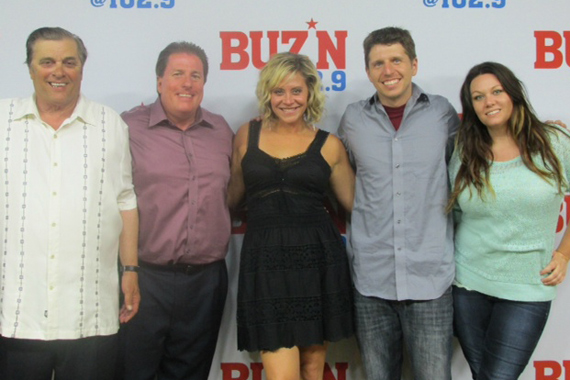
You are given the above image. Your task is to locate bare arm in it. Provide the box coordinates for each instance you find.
[119,208,140,323]
[227,123,249,210]
[541,127,570,286]
[546,120,567,129]
[541,220,570,286]
[323,134,355,213]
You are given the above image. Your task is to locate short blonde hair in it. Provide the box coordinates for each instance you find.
[256,52,325,126]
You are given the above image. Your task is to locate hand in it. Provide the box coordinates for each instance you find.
[540,250,570,286]
[546,120,568,129]
[119,271,140,323]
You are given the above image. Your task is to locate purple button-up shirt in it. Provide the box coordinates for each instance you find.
[122,98,233,265]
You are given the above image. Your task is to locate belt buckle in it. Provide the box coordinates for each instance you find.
[183,264,195,274]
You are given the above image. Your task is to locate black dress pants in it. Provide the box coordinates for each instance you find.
[0,334,118,380]
[118,260,228,380]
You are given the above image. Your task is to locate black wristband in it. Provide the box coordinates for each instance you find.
[123,265,139,273]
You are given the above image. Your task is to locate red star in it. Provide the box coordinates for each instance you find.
[306,18,318,29]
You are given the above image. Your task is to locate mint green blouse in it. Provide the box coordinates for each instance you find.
[449,128,570,301]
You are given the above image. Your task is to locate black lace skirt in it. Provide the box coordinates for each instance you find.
[236,213,354,352]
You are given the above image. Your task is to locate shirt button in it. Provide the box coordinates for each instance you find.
[52,192,57,196]
[397,220,401,224]
[397,247,402,251]
[49,286,54,291]
[53,162,58,167]
[53,135,58,139]
[396,192,401,196]
[394,138,398,141]
[51,222,56,227]
[50,255,55,259]
[395,164,400,168]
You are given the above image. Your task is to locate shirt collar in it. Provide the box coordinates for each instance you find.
[148,97,213,130]
[11,96,39,120]
[12,94,97,127]
[367,83,429,108]
[69,95,98,126]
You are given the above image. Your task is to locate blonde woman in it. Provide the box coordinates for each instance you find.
[228,52,355,380]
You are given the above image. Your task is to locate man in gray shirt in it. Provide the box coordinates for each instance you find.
[338,27,460,380]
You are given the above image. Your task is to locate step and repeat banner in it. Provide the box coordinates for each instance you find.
[1,1,570,379]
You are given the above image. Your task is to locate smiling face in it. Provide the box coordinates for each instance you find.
[157,52,205,129]
[470,73,513,133]
[366,43,417,108]
[28,38,83,112]
[270,72,309,126]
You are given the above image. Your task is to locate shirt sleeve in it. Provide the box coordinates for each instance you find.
[552,126,570,193]
[447,149,463,227]
[444,101,461,163]
[337,106,356,167]
[116,113,137,211]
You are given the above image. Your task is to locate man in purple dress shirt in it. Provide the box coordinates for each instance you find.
[118,41,234,380]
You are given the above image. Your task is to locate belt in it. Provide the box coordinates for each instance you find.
[139,259,217,275]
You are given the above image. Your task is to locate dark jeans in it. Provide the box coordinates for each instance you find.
[354,286,453,380]
[118,260,228,380]
[453,286,551,380]
[0,334,118,380]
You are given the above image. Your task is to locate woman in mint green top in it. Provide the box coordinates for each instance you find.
[448,62,570,380]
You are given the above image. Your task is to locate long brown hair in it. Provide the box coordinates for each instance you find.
[447,62,565,212]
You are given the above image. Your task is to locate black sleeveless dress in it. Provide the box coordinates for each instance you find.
[237,120,354,352]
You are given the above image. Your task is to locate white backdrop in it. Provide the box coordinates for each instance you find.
[1,1,570,379]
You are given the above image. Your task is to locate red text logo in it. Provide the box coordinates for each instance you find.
[556,195,570,233]
[535,31,570,69]
[221,362,348,380]
[220,27,347,70]
[535,360,570,379]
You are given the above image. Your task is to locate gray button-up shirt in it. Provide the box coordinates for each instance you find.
[338,84,460,301]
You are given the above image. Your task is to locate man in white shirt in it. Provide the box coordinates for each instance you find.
[0,27,140,380]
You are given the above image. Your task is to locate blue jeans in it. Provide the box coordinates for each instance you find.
[453,286,551,380]
[354,287,453,380]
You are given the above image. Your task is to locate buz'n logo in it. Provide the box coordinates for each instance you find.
[219,19,347,71]
[535,31,570,69]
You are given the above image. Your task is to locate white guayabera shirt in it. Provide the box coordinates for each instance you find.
[0,95,136,340]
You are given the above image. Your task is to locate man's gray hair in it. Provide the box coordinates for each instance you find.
[25,27,88,66]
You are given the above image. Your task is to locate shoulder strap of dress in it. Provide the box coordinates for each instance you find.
[308,129,330,153]
[247,119,262,149]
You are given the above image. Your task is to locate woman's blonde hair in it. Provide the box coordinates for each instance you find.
[256,52,325,127]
